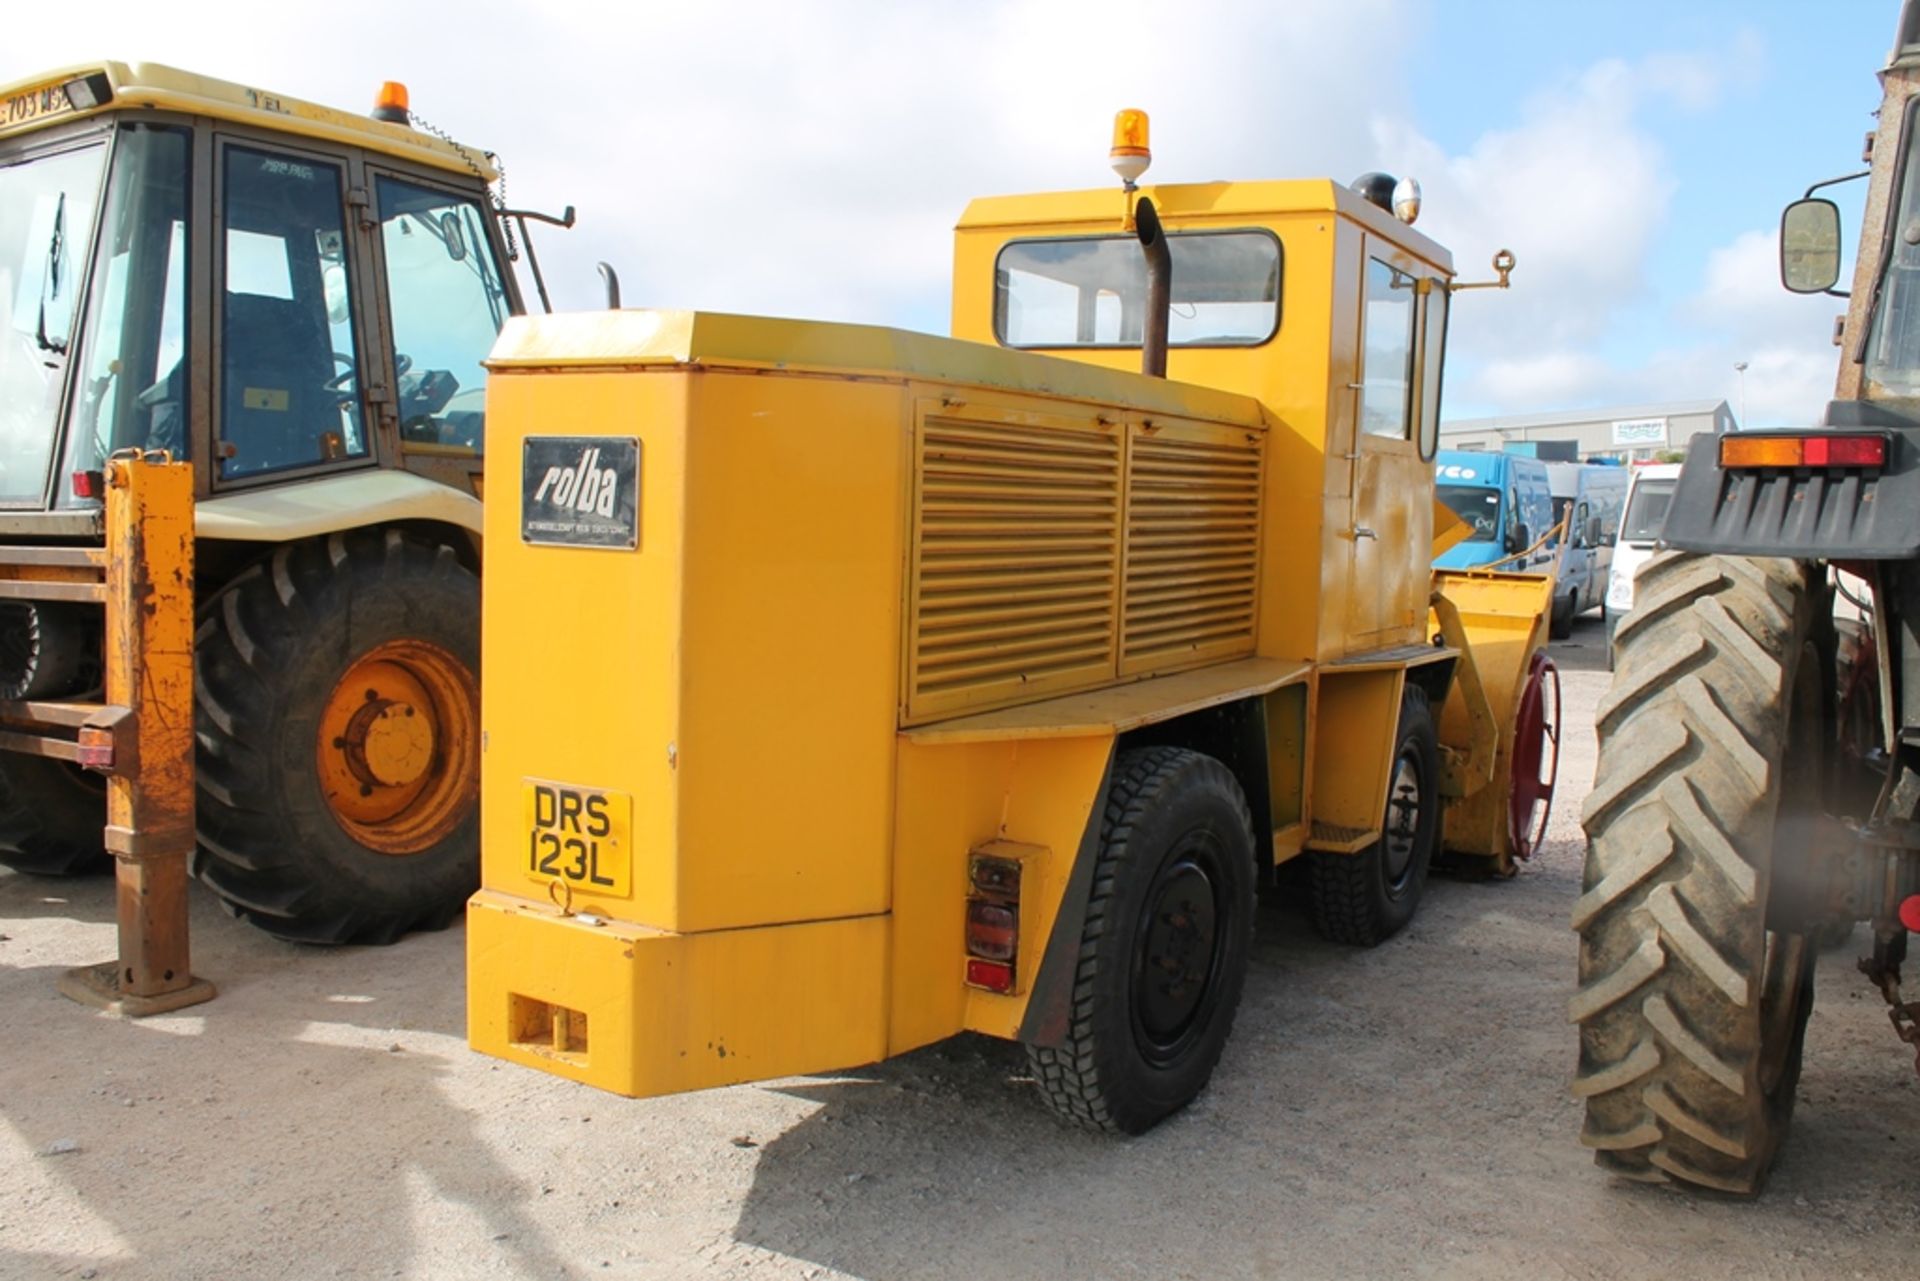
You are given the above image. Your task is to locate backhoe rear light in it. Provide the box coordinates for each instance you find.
[76,726,114,770]
[1720,434,1888,469]
[1899,894,1920,934]
[71,470,104,499]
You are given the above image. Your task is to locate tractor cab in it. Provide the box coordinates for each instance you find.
[0,64,522,535]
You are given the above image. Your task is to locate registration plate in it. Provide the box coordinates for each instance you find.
[3,80,81,131]
[523,781,631,898]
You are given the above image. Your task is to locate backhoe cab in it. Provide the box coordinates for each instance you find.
[0,63,543,996]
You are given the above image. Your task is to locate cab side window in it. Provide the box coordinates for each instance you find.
[375,176,510,455]
[218,147,364,479]
[1359,257,1416,438]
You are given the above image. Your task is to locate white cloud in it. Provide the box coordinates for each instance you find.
[3,6,1835,427]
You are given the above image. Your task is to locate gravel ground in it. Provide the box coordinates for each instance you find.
[3,613,1916,1280]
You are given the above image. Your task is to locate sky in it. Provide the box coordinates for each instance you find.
[5,0,1904,428]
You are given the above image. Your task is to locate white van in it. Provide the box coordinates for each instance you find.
[1604,463,1684,664]
[1545,462,1628,639]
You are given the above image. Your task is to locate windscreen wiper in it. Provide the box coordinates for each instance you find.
[35,191,68,355]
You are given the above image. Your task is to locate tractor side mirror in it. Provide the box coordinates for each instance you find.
[1781,198,1842,294]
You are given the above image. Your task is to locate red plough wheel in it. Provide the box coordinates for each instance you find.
[1507,650,1560,861]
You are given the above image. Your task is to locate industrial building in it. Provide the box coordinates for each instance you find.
[1439,399,1736,462]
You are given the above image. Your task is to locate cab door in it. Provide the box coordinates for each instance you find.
[211,136,383,488]
[1345,234,1443,647]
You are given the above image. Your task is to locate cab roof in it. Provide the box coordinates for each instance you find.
[957,178,1454,275]
[0,61,496,181]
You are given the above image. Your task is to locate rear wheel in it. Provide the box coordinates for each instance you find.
[193,529,480,944]
[0,756,108,877]
[1027,747,1257,1134]
[1574,552,1819,1194]
[1308,687,1440,946]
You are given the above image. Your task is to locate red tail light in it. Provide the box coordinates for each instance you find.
[965,959,1015,994]
[965,852,1024,993]
[1720,434,1887,469]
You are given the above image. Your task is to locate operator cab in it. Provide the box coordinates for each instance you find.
[0,64,522,526]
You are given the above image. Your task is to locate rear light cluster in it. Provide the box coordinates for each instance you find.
[1719,433,1889,470]
[964,852,1023,994]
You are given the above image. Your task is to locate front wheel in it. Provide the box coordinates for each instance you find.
[1308,687,1440,946]
[193,529,480,944]
[1027,747,1257,1134]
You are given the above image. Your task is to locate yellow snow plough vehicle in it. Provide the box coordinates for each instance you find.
[466,116,1559,1129]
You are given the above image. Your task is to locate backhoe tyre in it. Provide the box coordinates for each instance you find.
[1027,747,1257,1135]
[193,530,480,945]
[0,756,108,877]
[1307,687,1440,946]
[1573,552,1820,1195]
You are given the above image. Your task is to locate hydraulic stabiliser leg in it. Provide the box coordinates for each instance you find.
[58,454,214,1016]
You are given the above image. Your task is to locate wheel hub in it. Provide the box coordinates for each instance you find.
[341,695,435,789]
[1381,754,1424,886]
[1138,861,1219,1046]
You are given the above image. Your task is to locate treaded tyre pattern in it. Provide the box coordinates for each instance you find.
[0,755,109,876]
[1574,551,1818,1195]
[1308,687,1440,947]
[193,529,480,945]
[1028,746,1256,1134]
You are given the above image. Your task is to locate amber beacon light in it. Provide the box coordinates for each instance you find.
[1111,109,1152,188]
[372,81,410,124]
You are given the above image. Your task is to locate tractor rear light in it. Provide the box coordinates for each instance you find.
[71,470,104,500]
[1899,894,1920,934]
[965,900,1017,962]
[965,958,1016,994]
[76,727,114,770]
[1720,434,1888,469]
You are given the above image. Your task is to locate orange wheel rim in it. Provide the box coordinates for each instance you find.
[315,638,477,855]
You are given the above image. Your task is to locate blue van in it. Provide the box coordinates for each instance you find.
[1433,450,1555,571]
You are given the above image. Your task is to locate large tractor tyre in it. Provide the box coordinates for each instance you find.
[1307,687,1441,946]
[193,529,480,945]
[0,755,109,877]
[1028,746,1258,1135]
[1573,551,1820,1195]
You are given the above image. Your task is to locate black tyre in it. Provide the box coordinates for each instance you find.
[0,755,109,877]
[1027,746,1257,1134]
[1574,552,1819,1195]
[193,529,480,945]
[1550,590,1576,641]
[1307,687,1440,946]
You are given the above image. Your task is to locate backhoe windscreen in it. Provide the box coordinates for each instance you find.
[995,230,1280,349]
[0,140,105,507]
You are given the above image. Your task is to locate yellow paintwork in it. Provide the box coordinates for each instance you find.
[470,164,1547,1101]
[1429,568,1556,871]
[0,62,495,178]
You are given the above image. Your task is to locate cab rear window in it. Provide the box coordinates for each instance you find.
[995,230,1281,349]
